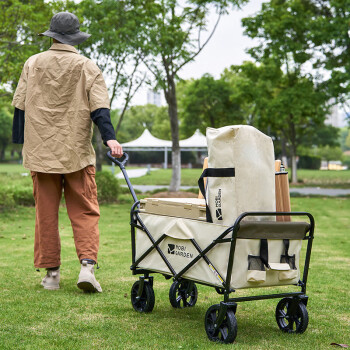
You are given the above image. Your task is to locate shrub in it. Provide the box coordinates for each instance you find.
[95,171,120,203]
[0,187,15,211]
[12,187,35,206]
[298,155,321,170]
[342,155,350,168]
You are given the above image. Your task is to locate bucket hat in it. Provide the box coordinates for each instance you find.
[39,12,90,46]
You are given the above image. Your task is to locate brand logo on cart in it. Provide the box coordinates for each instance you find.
[168,244,175,254]
[215,189,222,220]
[167,244,193,259]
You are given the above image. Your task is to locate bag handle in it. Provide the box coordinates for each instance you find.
[198,167,235,222]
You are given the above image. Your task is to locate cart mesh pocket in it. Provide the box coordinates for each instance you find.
[248,255,265,271]
[279,254,298,281]
[247,255,266,283]
[281,254,296,270]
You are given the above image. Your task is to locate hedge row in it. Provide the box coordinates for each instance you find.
[0,171,120,210]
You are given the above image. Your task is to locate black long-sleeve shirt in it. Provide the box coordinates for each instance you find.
[12,108,116,146]
[12,108,25,144]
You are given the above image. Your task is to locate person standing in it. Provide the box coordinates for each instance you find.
[11,12,123,292]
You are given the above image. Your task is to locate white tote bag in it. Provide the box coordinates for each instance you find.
[198,125,276,225]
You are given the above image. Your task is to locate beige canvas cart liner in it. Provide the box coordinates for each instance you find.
[140,198,206,221]
[136,213,309,289]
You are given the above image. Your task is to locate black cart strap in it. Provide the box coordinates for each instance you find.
[283,239,290,257]
[198,167,235,223]
[260,239,270,269]
[282,238,291,265]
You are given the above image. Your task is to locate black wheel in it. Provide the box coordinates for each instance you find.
[169,280,198,308]
[131,280,155,313]
[275,298,309,334]
[205,304,237,344]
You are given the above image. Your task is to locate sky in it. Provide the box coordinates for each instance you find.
[127,0,266,106]
[112,0,347,127]
[178,1,264,80]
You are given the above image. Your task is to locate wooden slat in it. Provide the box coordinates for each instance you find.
[275,160,291,222]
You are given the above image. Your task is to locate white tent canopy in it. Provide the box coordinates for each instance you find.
[180,129,207,148]
[121,129,207,168]
[122,129,172,148]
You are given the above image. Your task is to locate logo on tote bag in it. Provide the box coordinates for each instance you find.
[215,189,223,220]
[216,208,222,220]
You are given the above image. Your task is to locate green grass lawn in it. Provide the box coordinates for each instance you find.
[292,169,350,188]
[0,197,349,349]
[0,163,28,174]
[1,163,350,188]
[132,168,350,187]
[131,168,203,186]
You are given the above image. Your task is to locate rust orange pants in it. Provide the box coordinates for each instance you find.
[31,165,100,268]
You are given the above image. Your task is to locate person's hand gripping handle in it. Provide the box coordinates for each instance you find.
[106,140,123,158]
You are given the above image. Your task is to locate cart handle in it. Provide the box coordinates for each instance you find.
[106,151,139,204]
[107,151,129,168]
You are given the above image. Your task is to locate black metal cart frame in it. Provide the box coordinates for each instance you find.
[108,151,315,343]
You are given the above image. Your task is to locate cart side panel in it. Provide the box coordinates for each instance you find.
[135,214,225,286]
[135,213,302,289]
[213,238,302,289]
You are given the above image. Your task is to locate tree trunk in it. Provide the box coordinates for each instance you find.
[165,77,181,192]
[94,125,104,172]
[291,146,298,184]
[281,137,288,168]
[288,116,297,183]
[115,103,128,137]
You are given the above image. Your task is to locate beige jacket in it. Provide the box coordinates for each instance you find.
[12,43,110,173]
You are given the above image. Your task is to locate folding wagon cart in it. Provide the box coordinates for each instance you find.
[108,152,315,344]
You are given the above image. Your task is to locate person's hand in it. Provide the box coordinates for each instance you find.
[107,140,123,158]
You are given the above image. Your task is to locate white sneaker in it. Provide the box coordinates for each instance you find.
[41,269,60,290]
[77,260,102,293]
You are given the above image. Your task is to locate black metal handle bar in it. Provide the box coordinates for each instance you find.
[106,151,138,204]
[107,151,129,168]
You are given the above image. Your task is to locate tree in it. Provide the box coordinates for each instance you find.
[117,104,169,143]
[346,131,350,149]
[242,0,331,183]
[0,107,12,160]
[317,145,343,167]
[0,1,53,162]
[178,74,245,137]
[339,127,350,151]
[308,0,350,108]
[138,0,247,191]
[268,74,330,181]
[221,61,282,132]
[223,61,332,175]
[304,124,340,149]
[0,0,52,101]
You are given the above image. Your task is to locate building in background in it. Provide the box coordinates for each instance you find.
[147,89,162,107]
[325,104,347,128]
